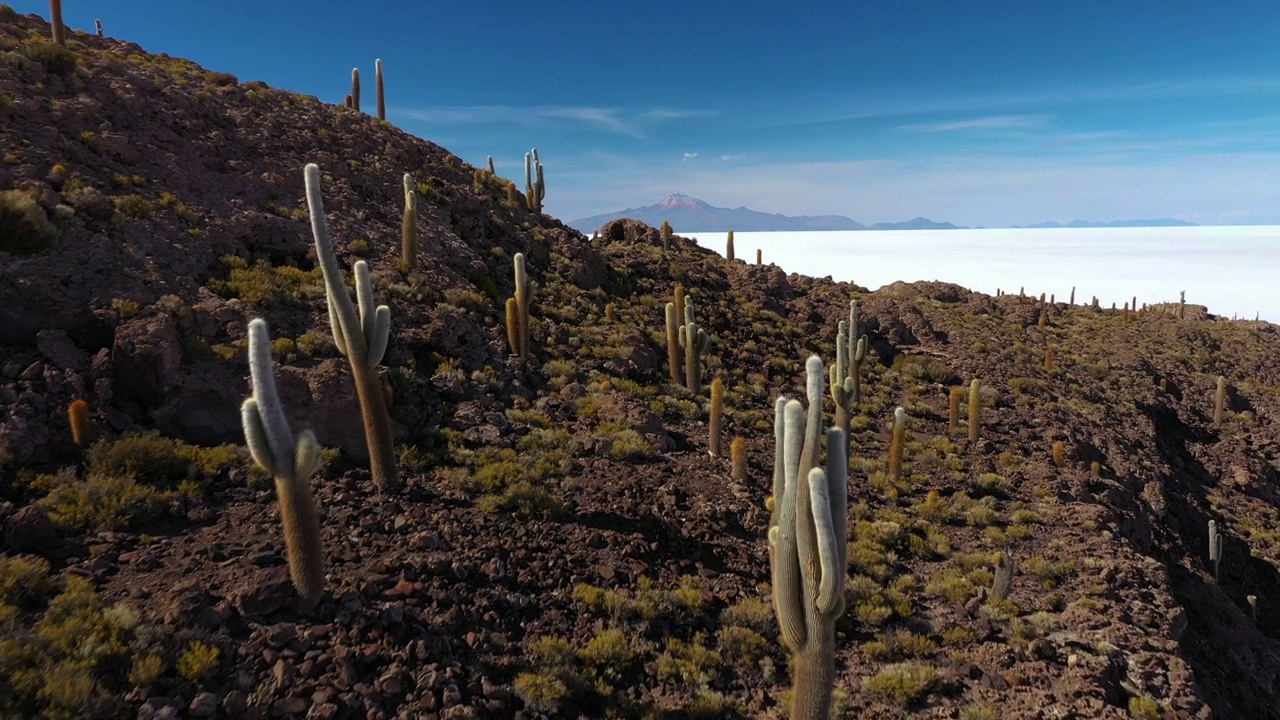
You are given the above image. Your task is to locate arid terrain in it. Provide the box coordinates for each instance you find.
[3,7,1280,719]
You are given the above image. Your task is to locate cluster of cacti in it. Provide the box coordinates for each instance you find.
[726,229,735,261]
[68,398,89,447]
[49,0,64,45]
[375,59,386,121]
[524,149,545,213]
[708,377,724,457]
[678,299,710,394]
[304,164,399,492]
[241,318,326,611]
[768,356,848,720]
[400,173,417,271]
[1209,520,1222,580]
[505,253,534,358]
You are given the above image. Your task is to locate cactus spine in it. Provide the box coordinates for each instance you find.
[68,398,89,446]
[509,253,533,359]
[524,149,545,214]
[241,319,325,611]
[726,229,735,261]
[678,301,710,394]
[1214,375,1226,429]
[50,0,65,45]
[968,379,981,445]
[709,377,724,457]
[768,356,848,720]
[304,164,398,492]
[401,173,416,271]
[350,68,361,112]
[1209,520,1222,580]
[375,59,386,120]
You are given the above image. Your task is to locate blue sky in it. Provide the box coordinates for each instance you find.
[16,1,1280,225]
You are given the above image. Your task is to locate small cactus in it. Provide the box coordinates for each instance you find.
[991,551,1016,600]
[730,436,747,482]
[241,319,325,611]
[1051,440,1065,467]
[888,406,907,482]
[756,248,762,265]
[948,386,963,436]
[1209,520,1222,580]
[375,59,386,121]
[50,0,65,45]
[350,68,361,112]
[726,229,735,261]
[509,253,534,358]
[68,398,89,446]
[1214,375,1227,429]
[664,302,681,384]
[968,379,981,445]
[487,155,496,174]
[524,149,545,213]
[709,377,724,457]
[400,173,416,271]
[660,219,672,251]
[678,301,710,394]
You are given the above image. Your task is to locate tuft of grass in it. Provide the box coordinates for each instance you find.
[863,662,938,707]
[22,38,78,76]
[0,189,56,255]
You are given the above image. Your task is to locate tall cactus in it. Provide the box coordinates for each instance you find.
[375,59,386,121]
[401,173,417,271]
[304,164,398,491]
[888,406,907,481]
[241,319,325,611]
[726,229,735,261]
[968,378,981,445]
[828,320,855,459]
[709,377,724,457]
[678,301,710,394]
[768,356,849,720]
[50,0,65,45]
[508,253,534,358]
[350,68,361,112]
[524,149,545,213]
[664,302,681,384]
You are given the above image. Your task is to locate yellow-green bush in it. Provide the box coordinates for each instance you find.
[0,188,56,255]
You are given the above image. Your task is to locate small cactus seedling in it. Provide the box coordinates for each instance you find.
[350,68,361,112]
[375,59,386,121]
[68,398,89,446]
[304,163,398,491]
[400,173,416,271]
[709,377,724,457]
[1209,520,1222,580]
[968,379,981,445]
[241,318,325,611]
[991,551,1016,600]
[768,356,849,720]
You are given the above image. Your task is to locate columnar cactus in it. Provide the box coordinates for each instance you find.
[888,406,907,481]
[991,551,1016,600]
[678,302,710,394]
[730,436,747,481]
[756,248,762,265]
[524,149,545,214]
[487,155,496,174]
[664,302,681,384]
[95,18,103,37]
[50,0,65,45]
[726,229,735,261]
[304,164,398,491]
[241,318,325,611]
[1209,520,1222,580]
[828,320,855,458]
[1214,375,1227,429]
[351,68,361,112]
[709,377,724,457]
[68,398,89,447]
[401,173,416,271]
[375,59,386,121]
[948,386,963,436]
[509,253,534,358]
[968,378,981,445]
[661,220,672,251]
[768,356,849,720]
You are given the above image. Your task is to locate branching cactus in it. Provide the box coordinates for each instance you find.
[401,173,417,271]
[375,59,386,121]
[828,320,855,458]
[768,355,849,720]
[524,149,545,213]
[508,253,534,358]
[304,164,398,492]
[241,319,326,611]
[678,302,710,394]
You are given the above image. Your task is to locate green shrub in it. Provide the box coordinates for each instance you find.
[863,662,937,707]
[0,189,56,255]
[22,38,77,76]
[176,640,220,682]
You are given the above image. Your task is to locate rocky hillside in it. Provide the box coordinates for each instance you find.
[2,7,1280,719]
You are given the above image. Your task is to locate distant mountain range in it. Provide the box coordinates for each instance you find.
[568,194,1195,233]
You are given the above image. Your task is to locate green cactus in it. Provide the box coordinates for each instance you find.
[350,68,361,112]
[487,155,496,175]
[991,551,1016,600]
[304,163,398,491]
[375,59,386,121]
[678,302,710,394]
[661,219,672,251]
[828,321,855,459]
[888,406,907,481]
[524,149,545,213]
[768,355,849,720]
[241,318,325,611]
[401,173,416,271]
[510,252,534,358]
[709,377,724,457]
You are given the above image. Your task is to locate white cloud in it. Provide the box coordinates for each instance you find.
[683,152,699,161]
[721,153,746,161]
[896,114,1049,133]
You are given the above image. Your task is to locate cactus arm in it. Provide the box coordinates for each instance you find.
[770,396,788,525]
[355,261,376,349]
[305,164,368,361]
[367,306,391,368]
[246,319,295,473]
[808,467,841,614]
[774,398,808,650]
[241,399,276,476]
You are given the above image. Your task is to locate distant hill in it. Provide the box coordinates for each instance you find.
[569,194,867,232]
[868,217,962,231]
[1020,218,1197,229]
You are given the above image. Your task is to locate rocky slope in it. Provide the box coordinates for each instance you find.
[2,7,1280,719]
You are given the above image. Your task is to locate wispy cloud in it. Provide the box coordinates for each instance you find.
[683,152,699,161]
[896,114,1049,133]
[393,104,711,139]
[721,153,746,161]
